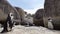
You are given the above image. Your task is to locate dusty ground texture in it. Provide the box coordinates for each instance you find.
[0,25,60,34]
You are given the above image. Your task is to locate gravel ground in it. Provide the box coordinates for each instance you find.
[0,25,60,34]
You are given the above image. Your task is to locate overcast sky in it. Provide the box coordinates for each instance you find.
[7,0,45,14]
